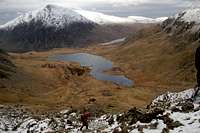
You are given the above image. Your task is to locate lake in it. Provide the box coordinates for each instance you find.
[49,53,133,87]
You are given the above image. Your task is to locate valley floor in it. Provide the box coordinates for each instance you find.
[0,47,154,113]
[0,27,197,114]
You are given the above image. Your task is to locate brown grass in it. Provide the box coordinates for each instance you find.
[93,26,197,91]
[0,48,154,113]
[0,25,197,113]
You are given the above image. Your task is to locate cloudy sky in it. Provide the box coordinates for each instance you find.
[0,0,200,24]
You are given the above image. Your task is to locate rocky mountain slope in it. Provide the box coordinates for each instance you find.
[0,88,199,133]
[162,8,200,42]
[0,4,96,52]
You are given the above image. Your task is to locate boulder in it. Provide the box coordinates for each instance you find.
[149,121,159,129]
[170,106,181,112]
[66,120,73,125]
[161,128,170,133]
[108,116,115,126]
[181,101,194,113]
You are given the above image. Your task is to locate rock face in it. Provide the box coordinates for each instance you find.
[0,4,95,52]
[180,101,194,113]
[162,8,200,42]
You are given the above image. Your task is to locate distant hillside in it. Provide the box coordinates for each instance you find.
[75,9,167,24]
[103,17,199,89]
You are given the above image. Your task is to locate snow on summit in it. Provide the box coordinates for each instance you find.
[0,4,168,29]
[76,9,167,24]
[174,8,200,24]
[75,9,134,24]
[0,4,92,30]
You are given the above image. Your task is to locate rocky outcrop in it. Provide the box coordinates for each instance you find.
[149,89,194,109]
[41,63,90,79]
[180,101,194,113]
[0,22,95,52]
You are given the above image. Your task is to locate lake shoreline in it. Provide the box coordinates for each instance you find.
[49,53,133,87]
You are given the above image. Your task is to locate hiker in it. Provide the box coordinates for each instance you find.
[194,47,200,99]
[80,109,91,130]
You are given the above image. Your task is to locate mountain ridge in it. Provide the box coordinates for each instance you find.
[0,4,165,52]
[0,4,168,29]
[75,9,167,24]
[162,8,200,42]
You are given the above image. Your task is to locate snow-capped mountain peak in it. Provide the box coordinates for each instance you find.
[0,4,168,30]
[0,4,92,30]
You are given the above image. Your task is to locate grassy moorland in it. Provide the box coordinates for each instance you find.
[0,25,197,113]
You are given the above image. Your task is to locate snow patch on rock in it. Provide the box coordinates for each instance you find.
[169,110,200,133]
[151,89,194,108]
[177,8,200,24]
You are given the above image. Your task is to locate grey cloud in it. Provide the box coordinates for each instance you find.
[82,2,188,17]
